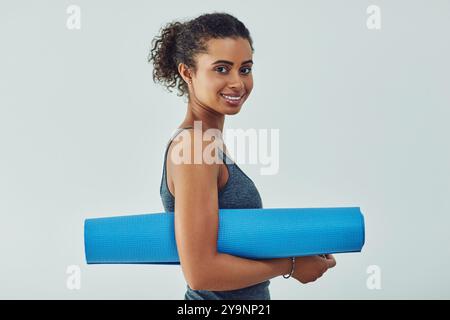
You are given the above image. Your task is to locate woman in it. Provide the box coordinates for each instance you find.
[149,12,336,300]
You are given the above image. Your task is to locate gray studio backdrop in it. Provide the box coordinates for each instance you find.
[1,0,449,299]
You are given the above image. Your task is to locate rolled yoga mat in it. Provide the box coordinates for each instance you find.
[84,207,365,264]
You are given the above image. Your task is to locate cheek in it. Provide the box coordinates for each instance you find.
[245,79,254,93]
[240,78,253,96]
[204,78,226,98]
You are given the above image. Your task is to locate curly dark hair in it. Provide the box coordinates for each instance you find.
[148,12,254,99]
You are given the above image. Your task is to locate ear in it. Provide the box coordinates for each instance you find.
[178,63,192,84]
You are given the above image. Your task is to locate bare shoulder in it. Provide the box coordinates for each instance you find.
[166,128,221,194]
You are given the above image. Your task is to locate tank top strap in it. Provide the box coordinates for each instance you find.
[168,126,193,144]
[163,126,194,162]
[164,126,234,166]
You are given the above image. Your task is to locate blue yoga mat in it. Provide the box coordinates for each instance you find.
[84,207,365,264]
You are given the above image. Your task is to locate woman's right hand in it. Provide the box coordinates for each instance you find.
[291,254,336,284]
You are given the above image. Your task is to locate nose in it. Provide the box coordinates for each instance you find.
[228,71,245,90]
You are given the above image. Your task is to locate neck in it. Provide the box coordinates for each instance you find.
[180,98,225,133]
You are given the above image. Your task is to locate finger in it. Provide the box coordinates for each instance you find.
[325,255,336,268]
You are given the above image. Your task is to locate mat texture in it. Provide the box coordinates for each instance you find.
[84,207,365,264]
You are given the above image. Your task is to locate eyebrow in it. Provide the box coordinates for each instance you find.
[211,59,253,66]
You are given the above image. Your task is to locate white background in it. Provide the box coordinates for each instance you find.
[0,0,449,299]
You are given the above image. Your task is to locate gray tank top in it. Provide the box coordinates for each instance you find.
[160,127,271,300]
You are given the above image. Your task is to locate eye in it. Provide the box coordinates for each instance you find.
[215,66,228,73]
[241,67,252,74]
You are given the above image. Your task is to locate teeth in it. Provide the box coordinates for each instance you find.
[221,94,242,100]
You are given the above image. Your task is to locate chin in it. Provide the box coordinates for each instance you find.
[225,106,242,115]
[219,100,246,115]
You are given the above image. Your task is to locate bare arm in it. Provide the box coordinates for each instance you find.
[169,129,291,291]
[193,254,291,291]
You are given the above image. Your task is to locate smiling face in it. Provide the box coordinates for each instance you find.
[180,37,254,115]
